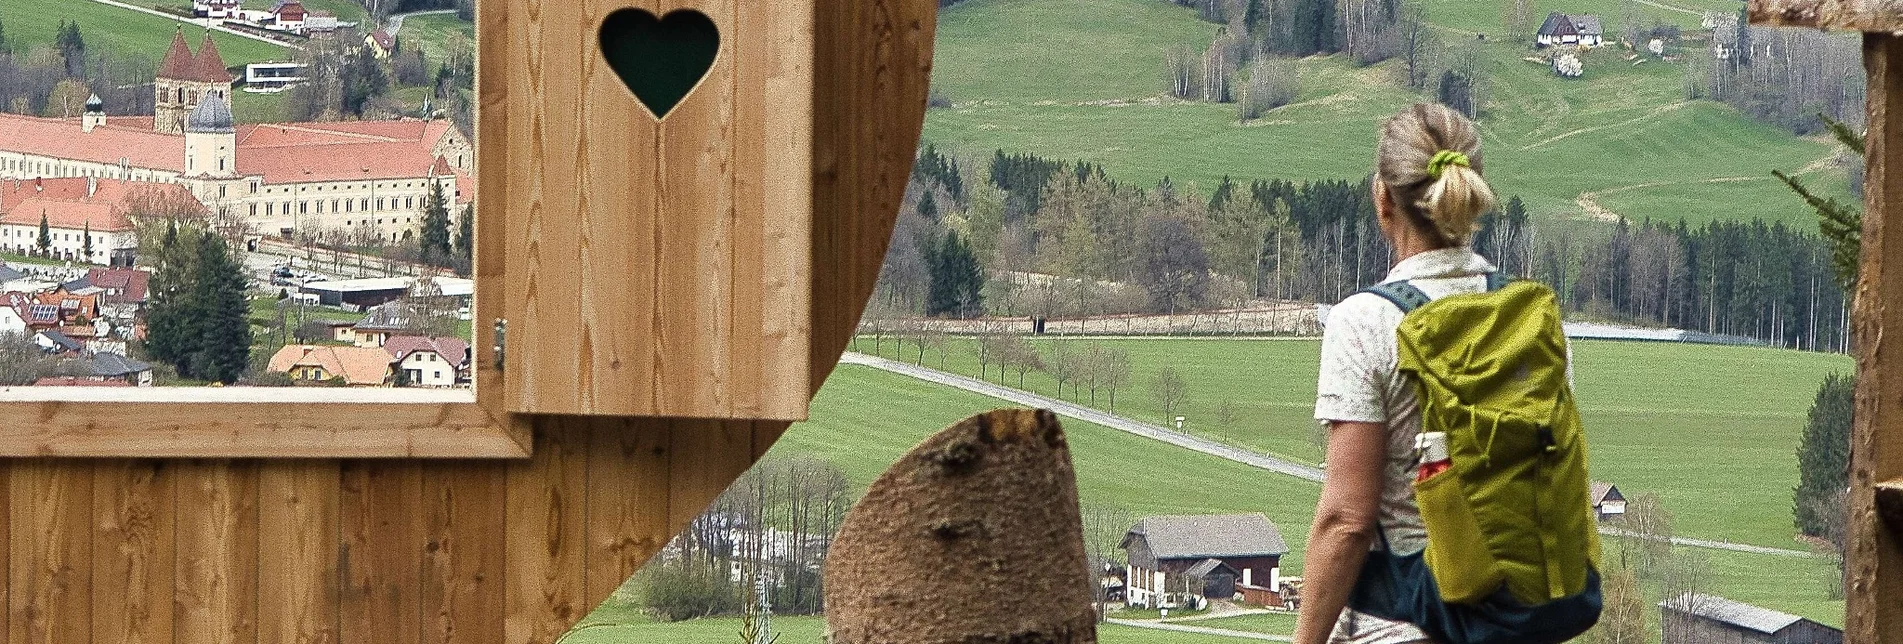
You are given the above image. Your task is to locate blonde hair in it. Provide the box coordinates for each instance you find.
[1375,103,1497,247]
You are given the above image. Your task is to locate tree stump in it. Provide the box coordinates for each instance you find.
[824,408,1098,644]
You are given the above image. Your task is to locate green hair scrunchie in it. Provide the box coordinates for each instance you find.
[1426,150,1471,180]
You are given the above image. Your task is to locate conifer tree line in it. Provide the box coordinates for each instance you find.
[879,145,1850,353]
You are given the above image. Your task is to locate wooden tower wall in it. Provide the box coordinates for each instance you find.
[0,1,935,642]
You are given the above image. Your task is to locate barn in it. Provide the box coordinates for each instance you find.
[1591,481,1627,520]
[1120,513,1286,609]
[1660,592,1844,644]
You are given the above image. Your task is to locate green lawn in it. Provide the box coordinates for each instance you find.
[562,612,1264,643]
[922,0,1854,227]
[855,337,1852,553]
[1180,611,1301,635]
[0,0,291,66]
[394,12,472,62]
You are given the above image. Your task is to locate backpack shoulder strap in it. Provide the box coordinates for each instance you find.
[1486,271,1512,292]
[1356,280,1431,314]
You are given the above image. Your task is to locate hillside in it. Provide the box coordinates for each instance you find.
[922,0,1855,227]
[0,0,291,66]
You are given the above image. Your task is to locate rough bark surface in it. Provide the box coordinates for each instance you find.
[825,408,1098,644]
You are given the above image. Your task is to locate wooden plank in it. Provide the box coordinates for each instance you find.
[667,419,761,531]
[421,462,507,644]
[469,0,533,457]
[730,0,815,419]
[0,402,526,459]
[174,460,259,644]
[583,420,671,602]
[504,419,589,644]
[1879,479,1903,543]
[808,0,939,393]
[259,461,341,644]
[1750,0,1903,31]
[0,461,9,642]
[340,461,424,644]
[91,461,175,644]
[7,461,91,644]
[1850,32,1903,644]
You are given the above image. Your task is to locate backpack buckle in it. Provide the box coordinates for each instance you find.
[1538,426,1558,453]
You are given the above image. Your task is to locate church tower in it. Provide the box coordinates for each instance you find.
[82,94,106,133]
[154,29,233,134]
[184,96,237,178]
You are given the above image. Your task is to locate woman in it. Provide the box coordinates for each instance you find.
[1292,103,1498,644]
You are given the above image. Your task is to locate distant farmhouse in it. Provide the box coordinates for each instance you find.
[1660,592,1843,644]
[0,30,474,247]
[1590,481,1626,520]
[1537,12,1605,48]
[1120,513,1287,610]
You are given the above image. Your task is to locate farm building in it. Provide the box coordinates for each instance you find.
[1660,593,1843,644]
[1537,13,1605,47]
[1591,481,1627,520]
[1120,513,1286,609]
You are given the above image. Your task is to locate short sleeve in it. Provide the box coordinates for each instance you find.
[1315,295,1398,424]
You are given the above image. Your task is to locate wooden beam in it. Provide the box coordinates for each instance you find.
[1849,31,1903,644]
[1750,0,1903,31]
[1878,479,1903,546]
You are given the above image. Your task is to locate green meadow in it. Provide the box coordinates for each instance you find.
[921,0,1854,227]
[0,0,291,66]
[856,337,1853,553]
[563,605,1262,643]
[392,12,472,61]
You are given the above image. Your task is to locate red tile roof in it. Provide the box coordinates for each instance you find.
[383,335,470,369]
[192,32,233,83]
[86,268,151,302]
[0,115,187,173]
[159,30,197,80]
[0,178,199,233]
[0,201,132,233]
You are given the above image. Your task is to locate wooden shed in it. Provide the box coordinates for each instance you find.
[1660,593,1844,644]
[1120,513,1286,608]
[0,3,939,644]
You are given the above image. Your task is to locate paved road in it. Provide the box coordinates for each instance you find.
[839,352,1821,559]
[1105,619,1292,642]
[81,0,302,50]
[386,9,458,37]
[839,352,1326,483]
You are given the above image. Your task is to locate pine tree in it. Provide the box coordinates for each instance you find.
[80,221,92,263]
[36,212,50,255]
[142,221,197,368]
[55,20,84,78]
[1795,373,1853,537]
[419,181,452,267]
[0,16,10,56]
[453,203,474,261]
[925,230,983,318]
[917,192,938,221]
[186,232,253,384]
[1775,115,1863,290]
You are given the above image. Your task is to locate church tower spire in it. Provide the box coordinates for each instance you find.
[152,29,232,134]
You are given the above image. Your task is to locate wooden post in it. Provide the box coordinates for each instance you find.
[1852,32,1903,644]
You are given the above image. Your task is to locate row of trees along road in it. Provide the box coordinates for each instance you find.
[882,145,1851,352]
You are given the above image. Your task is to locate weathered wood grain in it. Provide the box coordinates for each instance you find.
[1850,32,1903,644]
[174,461,259,644]
[504,421,589,644]
[92,461,175,644]
[259,461,342,644]
[1750,0,1903,30]
[341,461,424,644]
[421,463,506,644]
[9,462,90,644]
[583,421,671,602]
[0,402,526,459]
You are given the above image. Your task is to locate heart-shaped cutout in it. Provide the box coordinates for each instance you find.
[598,8,720,120]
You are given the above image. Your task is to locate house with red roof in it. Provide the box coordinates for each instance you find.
[384,335,470,387]
[0,178,202,265]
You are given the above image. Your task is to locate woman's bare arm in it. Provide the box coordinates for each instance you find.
[1293,420,1390,644]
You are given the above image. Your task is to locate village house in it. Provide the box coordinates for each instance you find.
[1660,592,1843,644]
[1591,481,1627,520]
[268,344,394,385]
[1120,513,1287,610]
[192,0,243,20]
[1536,13,1605,48]
[365,29,397,59]
[84,353,154,387]
[267,1,308,32]
[0,30,474,245]
[384,335,470,387]
[0,303,24,336]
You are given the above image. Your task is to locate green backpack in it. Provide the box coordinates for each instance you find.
[1345,273,1603,644]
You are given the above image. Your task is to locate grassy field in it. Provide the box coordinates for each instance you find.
[394,12,472,61]
[1186,611,1301,635]
[563,606,1264,643]
[921,0,1854,227]
[0,0,291,66]
[568,359,1846,630]
[854,337,1853,553]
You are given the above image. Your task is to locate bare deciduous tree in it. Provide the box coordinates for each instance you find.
[1153,365,1189,422]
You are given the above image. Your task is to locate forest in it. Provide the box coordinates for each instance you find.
[881,145,1852,353]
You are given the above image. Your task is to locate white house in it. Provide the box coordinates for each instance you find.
[245,62,309,93]
[193,0,242,19]
[383,335,470,387]
[0,305,25,336]
[1536,13,1603,48]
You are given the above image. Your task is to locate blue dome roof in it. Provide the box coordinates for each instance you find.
[186,96,234,133]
